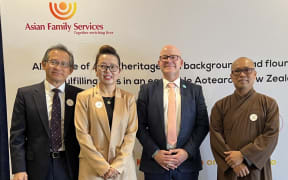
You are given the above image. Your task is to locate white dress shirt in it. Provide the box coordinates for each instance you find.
[44,80,65,151]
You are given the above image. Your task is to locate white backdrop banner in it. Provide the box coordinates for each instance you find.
[1,0,287,179]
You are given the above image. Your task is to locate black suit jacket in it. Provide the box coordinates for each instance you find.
[10,82,82,180]
[136,79,209,173]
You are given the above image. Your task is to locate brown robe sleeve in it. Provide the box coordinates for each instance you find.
[240,98,279,170]
[210,101,232,173]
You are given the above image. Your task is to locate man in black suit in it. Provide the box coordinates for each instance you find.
[10,44,82,180]
[137,45,209,180]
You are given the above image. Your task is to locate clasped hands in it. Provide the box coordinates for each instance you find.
[103,167,119,180]
[154,148,188,171]
[13,172,28,180]
[224,151,250,177]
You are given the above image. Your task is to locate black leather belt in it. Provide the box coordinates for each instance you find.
[50,151,65,159]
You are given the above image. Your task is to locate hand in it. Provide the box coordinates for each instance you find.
[224,151,243,168]
[154,150,177,171]
[103,167,119,179]
[169,148,188,167]
[13,172,28,180]
[233,163,250,177]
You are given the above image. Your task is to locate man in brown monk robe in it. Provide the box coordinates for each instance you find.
[210,57,279,180]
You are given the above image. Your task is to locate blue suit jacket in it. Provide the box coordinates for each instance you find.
[136,79,209,173]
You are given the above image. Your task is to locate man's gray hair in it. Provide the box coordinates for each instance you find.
[42,44,74,68]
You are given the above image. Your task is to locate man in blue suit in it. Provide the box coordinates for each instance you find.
[137,45,209,180]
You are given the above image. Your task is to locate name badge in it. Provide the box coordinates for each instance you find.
[95,101,103,108]
[249,114,258,121]
[66,99,74,106]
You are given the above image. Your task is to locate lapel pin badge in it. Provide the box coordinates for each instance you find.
[182,84,186,88]
[66,99,74,106]
[95,101,103,108]
[249,114,258,121]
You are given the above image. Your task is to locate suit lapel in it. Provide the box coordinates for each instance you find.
[63,84,74,138]
[178,79,189,142]
[156,80,164,122]
[93,85,111,141]
[33,82,50,137]
[109,88,123,147]
[155,80,166,142]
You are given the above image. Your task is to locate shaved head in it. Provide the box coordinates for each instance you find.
[160,45,181,57]
[232,57,255,70]
[230,57,257,96]
[158,45,183,82]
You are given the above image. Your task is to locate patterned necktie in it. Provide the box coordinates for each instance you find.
[167,83,177,147]
[50,88,62,152]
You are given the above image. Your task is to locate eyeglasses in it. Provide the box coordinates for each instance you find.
[159,55,180,62]
[231,68,255,76]
[46,59,71,68]
[97,64,119,72]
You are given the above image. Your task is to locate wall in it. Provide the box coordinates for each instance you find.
[1,0,287,179]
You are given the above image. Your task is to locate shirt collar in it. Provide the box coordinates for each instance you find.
[44,80,65,93]
[163,77,180,88]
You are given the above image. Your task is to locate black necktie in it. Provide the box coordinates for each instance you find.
[50,88,62,152]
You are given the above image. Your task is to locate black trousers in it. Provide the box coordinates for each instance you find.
[46,154,71,180]
[145,169,199,180]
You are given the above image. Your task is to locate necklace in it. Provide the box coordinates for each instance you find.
[103,96,114,105]
[107,99,112,105]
